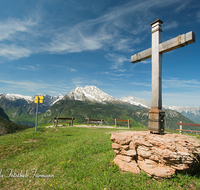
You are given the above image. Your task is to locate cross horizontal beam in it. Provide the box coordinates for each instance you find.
[131,31,195,63]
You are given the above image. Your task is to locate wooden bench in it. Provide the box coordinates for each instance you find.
[176,121,200,134]
[86,119,104,126]
[114,119,132,128]
[53,117,75,127]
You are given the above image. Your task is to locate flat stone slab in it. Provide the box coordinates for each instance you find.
[111,131,200,178]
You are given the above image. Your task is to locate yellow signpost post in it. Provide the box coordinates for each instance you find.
[34,96,44,132]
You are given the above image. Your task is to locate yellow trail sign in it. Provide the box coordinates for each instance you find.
[34,96,44,103]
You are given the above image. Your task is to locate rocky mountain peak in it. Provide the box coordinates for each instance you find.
[120,96,151,108]
[65,85,118,104]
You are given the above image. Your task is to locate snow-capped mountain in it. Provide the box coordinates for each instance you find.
[64,85,119,104]
[120,96,151,108]
[163,105,200,115]
[0,93,63,109]
[0,93,32,103]
[162,105,200,123]
[119,96,200,117]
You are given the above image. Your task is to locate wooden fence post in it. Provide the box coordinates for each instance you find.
[71,117,74,126]
[115,118,117,127]
[128,119,130,129]
[56,117,58,127]
[180,121,182,135]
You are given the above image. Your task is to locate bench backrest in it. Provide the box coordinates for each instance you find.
[86,119,104,121]
[54,117,75,120]
[116,119,132,122]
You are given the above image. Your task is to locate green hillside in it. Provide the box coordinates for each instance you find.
[0,106,10,121]
[40,99,144,128]
[40,99,195,131]
[4,102,48,127]
[0,107,29,135]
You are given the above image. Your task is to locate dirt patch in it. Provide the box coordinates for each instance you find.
[45,125,54,128]
[45,125,116,129]
[24,139,37,143]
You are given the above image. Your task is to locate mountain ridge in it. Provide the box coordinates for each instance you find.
[1,85,200,123]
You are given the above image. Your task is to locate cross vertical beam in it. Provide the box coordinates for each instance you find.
[148,19,165,134]
[151,19,162,109]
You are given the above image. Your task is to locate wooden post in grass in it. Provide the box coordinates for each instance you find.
[34,96,44,132]
[72,117,74,126]
[180,121,182,135]
[56,117,58,127]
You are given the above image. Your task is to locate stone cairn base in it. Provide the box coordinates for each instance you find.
[110,131,200,178]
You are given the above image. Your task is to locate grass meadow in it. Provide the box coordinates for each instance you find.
[0,125,200,190]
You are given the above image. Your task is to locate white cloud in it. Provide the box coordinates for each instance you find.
[90,80,104,86]
[45,26,113,53]
[0,79,50,92]
[163,78,200,88]
[105,53,129,71]
[17,65,37,71]
[0,18,36,41]
[0,44,32,61]
[131,82,151,87]
[44,0,182,54]
[112,38,140,52]
[140,60,151,64]
[175,0,191,12]
[0,0,184,61]
[0,79,71,96]
[162,21,178,30]
[71,78,85,86]
[0,17,37,61]
[68,68,76,72]
[100,71,133,77]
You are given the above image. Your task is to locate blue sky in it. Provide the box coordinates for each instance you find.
[0,0,200,106]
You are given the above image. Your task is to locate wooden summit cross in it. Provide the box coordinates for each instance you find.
[131,19,195,134]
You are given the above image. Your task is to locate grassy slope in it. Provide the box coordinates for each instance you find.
[40,100,144,127]
[0,107,29,136]
[0,126,199,189]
